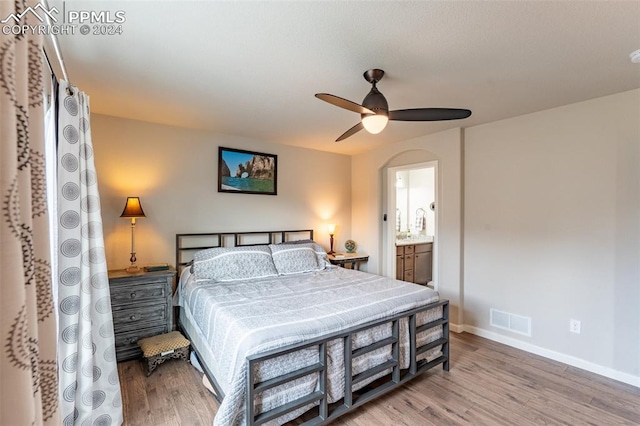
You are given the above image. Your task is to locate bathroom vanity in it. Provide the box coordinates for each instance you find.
[396,239,433,286]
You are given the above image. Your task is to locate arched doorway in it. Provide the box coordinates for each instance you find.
[382,160,439,290]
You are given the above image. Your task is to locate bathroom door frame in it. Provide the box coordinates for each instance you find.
[383,161,439,290]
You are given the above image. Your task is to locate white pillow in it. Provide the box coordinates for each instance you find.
[192,245,278,282]
[269,243,327,275]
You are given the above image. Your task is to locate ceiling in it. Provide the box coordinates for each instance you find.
[48,1,640,155]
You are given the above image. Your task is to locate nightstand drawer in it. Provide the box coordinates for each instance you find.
[112,304,167,326]
[114,325,167,362]
[110,281,167,305]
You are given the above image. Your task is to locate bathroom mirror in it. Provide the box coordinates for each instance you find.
[395,167,435,241]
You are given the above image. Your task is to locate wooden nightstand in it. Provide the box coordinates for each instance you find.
[108,268,176,362]
[328,253,369,270]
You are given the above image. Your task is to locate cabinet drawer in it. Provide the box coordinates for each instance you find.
[403,270,414,282]
[404,245,414,255]
[112,304,167,328]
[396,246,404,256]
[414,243,432,254]
[110,281,167,305]
[114,325,167,362]
[403,254,414,270]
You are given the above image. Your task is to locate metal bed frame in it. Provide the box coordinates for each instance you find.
[176,229,315,273]
[175,229,449,425]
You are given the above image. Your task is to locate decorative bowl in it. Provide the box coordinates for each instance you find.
[345,239,356,253]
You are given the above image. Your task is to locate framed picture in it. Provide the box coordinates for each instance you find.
[218,147,278,195]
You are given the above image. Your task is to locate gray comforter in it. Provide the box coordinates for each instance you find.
[181,266,442,425]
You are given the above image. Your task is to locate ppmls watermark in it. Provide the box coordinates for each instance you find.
[1,2,125,36]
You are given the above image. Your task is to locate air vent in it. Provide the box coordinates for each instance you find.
[490,309,531,337]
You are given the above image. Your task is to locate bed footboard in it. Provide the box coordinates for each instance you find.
[246,299,449,425]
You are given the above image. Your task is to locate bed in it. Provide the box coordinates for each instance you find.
[175,230,449,426]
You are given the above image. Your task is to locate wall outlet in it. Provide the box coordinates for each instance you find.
[569,319,581,334]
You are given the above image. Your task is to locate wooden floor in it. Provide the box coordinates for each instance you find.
[118,332,640,425]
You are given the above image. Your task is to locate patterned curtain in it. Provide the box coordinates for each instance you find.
[56,80,123,425]
[0,1,60,424]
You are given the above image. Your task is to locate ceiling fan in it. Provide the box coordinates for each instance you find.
[315,69,472,142]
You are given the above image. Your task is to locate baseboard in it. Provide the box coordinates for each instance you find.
[449,323,465,333]
[463,325,640,389]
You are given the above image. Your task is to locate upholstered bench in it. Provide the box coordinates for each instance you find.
[137,331,190,376]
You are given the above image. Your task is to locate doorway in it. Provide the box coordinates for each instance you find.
[383,161,438,289]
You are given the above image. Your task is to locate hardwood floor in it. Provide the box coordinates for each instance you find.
[118,332,640,425]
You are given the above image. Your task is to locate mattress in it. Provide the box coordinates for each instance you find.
[178,266,443,425]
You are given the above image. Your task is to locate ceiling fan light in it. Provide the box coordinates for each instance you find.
[362,114,388,134]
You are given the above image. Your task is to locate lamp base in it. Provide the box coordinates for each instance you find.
[126,265,140,273]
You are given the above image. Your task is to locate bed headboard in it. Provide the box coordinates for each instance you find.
[175,229,314,274]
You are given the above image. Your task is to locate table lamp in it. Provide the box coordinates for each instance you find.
[120,197,146,273]
[327,223,336,254]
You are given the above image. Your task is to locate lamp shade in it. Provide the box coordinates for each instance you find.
[120,197,146,218]
[327,223,336,235]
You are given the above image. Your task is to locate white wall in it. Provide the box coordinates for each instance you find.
[351,128,464,325]
[408,167,435,236]
[91,114,352,270]
[464,89,640,381]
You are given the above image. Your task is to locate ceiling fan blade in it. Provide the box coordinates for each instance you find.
[316,93,375,115]
[336,122,364,142]
[389,108,472,121]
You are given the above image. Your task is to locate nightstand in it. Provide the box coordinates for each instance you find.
[108,268,176,362]
[328,253,369,270]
